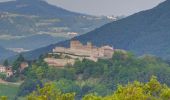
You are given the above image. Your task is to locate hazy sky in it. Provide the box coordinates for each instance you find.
[0,0,166,16]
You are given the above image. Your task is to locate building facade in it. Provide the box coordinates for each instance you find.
[0,65,6,73]
[6,67,13,77]
[0,65,13,77]
[20,62,29,72]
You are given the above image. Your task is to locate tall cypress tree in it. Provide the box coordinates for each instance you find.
[12,54,25,71]
[3,59,9,67]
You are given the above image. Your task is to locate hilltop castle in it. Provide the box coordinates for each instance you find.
[53,40,114,60]
[45,40,114,67]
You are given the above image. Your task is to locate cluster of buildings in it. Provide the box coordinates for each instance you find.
[44,40,114,67]
[0,62,28,78]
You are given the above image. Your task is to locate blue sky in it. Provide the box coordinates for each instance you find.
[0,0,165,16]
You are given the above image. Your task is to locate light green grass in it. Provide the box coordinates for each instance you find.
[0,83,19,100]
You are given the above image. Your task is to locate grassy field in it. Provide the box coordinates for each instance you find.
[0,83,19,100]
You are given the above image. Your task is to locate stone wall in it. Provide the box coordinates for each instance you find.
[44,58,75,67]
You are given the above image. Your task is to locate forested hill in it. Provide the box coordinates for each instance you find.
[72,0,170,59]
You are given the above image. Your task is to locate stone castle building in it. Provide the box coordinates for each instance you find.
[45,40,114,67]
[53,40,114,60]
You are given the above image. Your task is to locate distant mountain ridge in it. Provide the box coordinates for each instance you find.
[0,0,112,37]
[18,0,170,60]
[0,0,83,17]
[0,0,113,59]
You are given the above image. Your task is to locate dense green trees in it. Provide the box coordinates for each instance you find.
[7,51,170,99]
[55,79,80,94]
[74,51,170,97]
[27,83,75,100]
[0,73,6,80]
[17,79,43,96]
[25,76,170,100]
[74,59,104,79]
[83,76,170,100]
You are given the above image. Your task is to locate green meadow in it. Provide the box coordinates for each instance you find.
[0,83,19,100]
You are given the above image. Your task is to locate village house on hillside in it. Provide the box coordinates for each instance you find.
[0,65,13,77]
[0,62,29,78]
[19,62,29,72]
[44,40,114,67]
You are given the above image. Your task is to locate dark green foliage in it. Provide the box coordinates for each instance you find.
[25,59,75,81]
[74,59,105,79]
[46,67,76,81]
[0,73,6,80]
[81,85,93,95]
[12,54,25,71]
[5,75,20,82]
[73,51,170,96]
[3,59,9,66]
[55,79,81,96]
[17,79,43,96]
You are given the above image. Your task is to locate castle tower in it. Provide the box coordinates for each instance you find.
[87,42,93,49]
[70,40,83,49]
